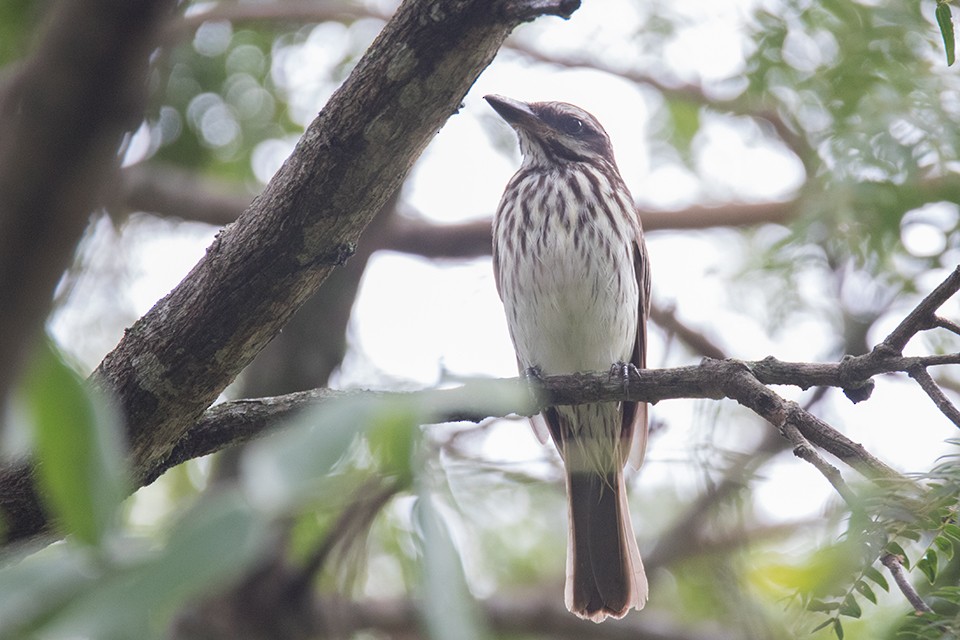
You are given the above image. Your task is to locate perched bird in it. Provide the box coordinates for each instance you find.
[485,94,650,622]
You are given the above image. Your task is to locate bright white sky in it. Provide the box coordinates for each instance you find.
[50,0,960,533]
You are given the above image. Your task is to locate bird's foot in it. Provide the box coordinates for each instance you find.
[523,365,545,383]
[608,361,640,398]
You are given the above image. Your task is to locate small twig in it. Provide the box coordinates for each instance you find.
[881,553,934,615]
[882,266,960,353]
[908,366,960,430]
[719,364,902,481]
[934,315,960,337]
[780,418,859,508]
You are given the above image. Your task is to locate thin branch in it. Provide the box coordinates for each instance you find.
[716,362,898,481]
[144,355,927,487]
[934,315,960,337]
[779,419,858,507]
[117,163,801,234]
[882,266,960,353]
[114,254,960,505]
[908,366,960,430]
[881,553,934,615]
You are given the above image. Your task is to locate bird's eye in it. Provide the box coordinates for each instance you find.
[562,117,584,135]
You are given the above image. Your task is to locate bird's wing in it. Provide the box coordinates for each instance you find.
[626,234,651,470]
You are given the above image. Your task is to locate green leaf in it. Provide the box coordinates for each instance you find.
[937,1,956,66]
[833,617,845,640]
[854,579,877,604]
[22,339,126,547]
[864,566,890,592]
[0,0,33,65]
[917,559,936,584]
[917,548,939,583]
[934,535,954,559]
[900,528,922,542]
[811,617,836,633]
[839,593,862,618]
[943,523,960,542]
[415,493,485,640]
[808,599,841,612]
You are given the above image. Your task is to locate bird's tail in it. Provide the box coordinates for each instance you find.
[564,467,647,622]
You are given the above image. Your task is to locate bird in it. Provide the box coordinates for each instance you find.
[485,94,650,622]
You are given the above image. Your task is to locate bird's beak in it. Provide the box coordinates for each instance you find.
[484,94,538,130]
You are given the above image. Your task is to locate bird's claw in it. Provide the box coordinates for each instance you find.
[609,361,640,398]
[523,365,545,383]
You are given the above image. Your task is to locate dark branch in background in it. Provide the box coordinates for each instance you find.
[0,0,176,413]
[0,0,177,548]
[0,0,584,546]
[650,302,727,360]
[117,162,802,236]
[117,164,252,227]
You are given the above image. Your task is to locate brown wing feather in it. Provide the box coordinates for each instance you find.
[625,234,651,468]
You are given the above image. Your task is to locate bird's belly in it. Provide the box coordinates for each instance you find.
[504,235,638,375]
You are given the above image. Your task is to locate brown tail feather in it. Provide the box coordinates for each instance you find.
[565,470,647,622]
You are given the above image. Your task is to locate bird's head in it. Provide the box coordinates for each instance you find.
[484,94,617,169]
